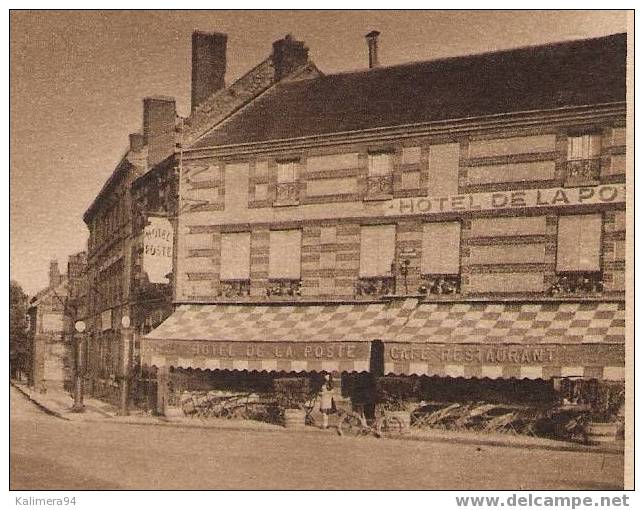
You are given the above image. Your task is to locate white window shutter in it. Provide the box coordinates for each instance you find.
[568,134,602,160]
[220,233,251,280]
[360,225,396,277]
[421,222,461,274]
[556,214,602,272]
[269,230,302,279]
[277,162,298,183]
[587,134,602,158]
[368,154,393,177]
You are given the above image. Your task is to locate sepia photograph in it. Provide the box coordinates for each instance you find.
[8,8,633,496]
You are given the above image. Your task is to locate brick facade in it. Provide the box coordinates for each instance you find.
[176,118,626,304]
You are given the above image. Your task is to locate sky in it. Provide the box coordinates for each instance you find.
[9,10,629,295]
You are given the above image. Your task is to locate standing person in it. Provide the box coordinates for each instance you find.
[319,374,334,429]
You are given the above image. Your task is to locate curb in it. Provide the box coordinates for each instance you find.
[11,382,624,455]
[403,431,624,455]
[83,416,309,435]
[11,381,69,421]
[77,415,625,455]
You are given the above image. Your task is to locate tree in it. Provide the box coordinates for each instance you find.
[10,280,29,380]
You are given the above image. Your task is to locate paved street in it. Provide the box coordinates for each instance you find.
[10,387,623,490]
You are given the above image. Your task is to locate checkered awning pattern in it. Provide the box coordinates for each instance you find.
[142,300,625,379]
[394,302,625,345]
[385,302,625,380]
[142,299,416,373]
[145,300,415,343]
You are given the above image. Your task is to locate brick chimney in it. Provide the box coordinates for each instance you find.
[272,34,309,81]
[143,96,176,168]
[129,133,145,153]
[191,31,227,112]
[49,260,61,288]
[366,30,380,68]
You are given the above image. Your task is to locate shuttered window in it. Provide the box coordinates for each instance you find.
[556,214,602,272]
[359,225,396,277]
[269,230,302,279]
[368,153,393,176]
[421,222,461,274]
[277,161,298,183]
[567,134,601,160]
[220,232,251,280]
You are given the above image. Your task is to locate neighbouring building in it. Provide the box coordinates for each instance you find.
[27,255,88,393]
[82,31,320,407]
[142,33,627,414]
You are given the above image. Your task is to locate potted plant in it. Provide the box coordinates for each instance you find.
[273,377,310,429]
[586,383,624,444]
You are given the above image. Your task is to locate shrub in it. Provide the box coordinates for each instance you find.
[590,382,625,423]
[376,377,420,411]
[273,377,310,409]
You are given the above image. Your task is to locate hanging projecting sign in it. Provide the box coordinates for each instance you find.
[101,309,112,332]
[143,216,174,284]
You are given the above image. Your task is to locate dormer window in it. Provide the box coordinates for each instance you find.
[566,134,601,185]
[274,160,300,205]
[366,152,394,198]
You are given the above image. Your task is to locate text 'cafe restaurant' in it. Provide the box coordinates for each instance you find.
[140,295,625,412]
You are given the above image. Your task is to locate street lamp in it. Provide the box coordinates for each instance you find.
[399,259,411,295]
[117,315,132,416]
[71,320,86,412]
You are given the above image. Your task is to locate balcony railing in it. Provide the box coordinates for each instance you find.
[218,280,251,298]
[548,272,603,296]
[419,274,461,296]
[566,159,601,184]
[266,279,302,297]
[275,182,300,205]
[366,174,394,197]
[355,276,395,297]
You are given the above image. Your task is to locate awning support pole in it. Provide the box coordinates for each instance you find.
[156,365,169,416]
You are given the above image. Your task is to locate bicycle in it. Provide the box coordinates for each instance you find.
[336,404,406,439]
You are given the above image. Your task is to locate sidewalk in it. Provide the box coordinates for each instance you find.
[11,380,624,454]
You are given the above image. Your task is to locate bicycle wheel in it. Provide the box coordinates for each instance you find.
[338,414,364,437]
[376,416,405,438]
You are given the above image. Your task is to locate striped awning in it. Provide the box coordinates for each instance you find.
[384,302,625,380]
[141,299,416,373]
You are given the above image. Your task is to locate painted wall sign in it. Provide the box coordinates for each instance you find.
[142,339,371,362]
[385,343,624,366]
[143,216,174,284]
[384,184,625,217]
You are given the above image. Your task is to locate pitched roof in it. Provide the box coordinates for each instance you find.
[83,152,136,223]
[192,33,626,149]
